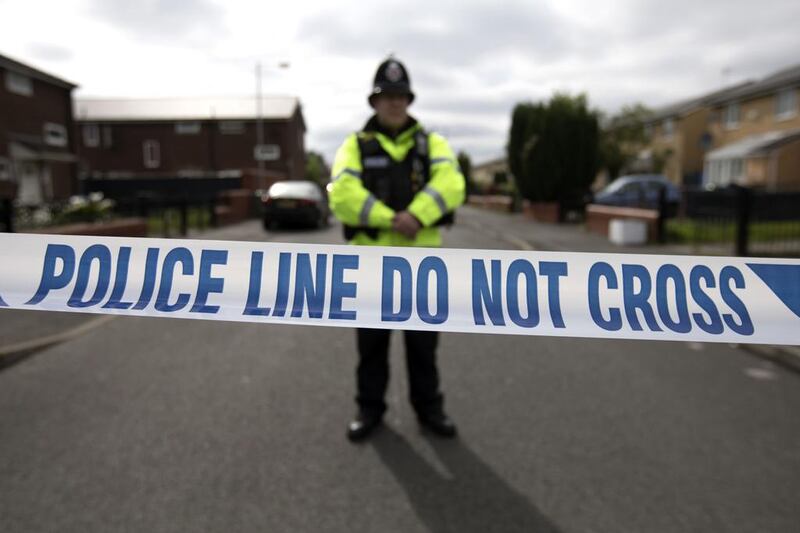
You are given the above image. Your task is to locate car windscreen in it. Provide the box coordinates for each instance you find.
[600,178,634,194]
[602,176,667,194]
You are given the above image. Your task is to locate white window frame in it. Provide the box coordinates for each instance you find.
[775,88,798,121]
[43,122,68,147]
[707,158,744,187]
[175,121,201,135]
[4,71,33,96]
[219,121,245,135]
[723,102,740,130]
[83,124,100,147]
[731,158,744,181]
[662,118,674,138]
[143,140,161,169]
[254,144,281,161]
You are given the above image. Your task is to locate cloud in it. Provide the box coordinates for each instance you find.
[9,0,797,165]
[307,126,351,156]
[89,0,227,45]
[27,43,73,62]
[417,93,529,118]
[291,0,800,162]
[296,1,579,69]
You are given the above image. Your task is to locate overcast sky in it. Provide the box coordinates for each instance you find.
[2,0,799,163]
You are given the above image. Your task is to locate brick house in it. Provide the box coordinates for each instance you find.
[0,53,78,205]
[74,96,306,189]
[641,63,800,191]
[703,64,800,190]
[641,82,752,186]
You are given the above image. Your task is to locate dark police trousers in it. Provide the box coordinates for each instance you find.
[356,328,444,418]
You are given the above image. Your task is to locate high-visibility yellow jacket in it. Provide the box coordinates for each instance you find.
[329,117,465,247]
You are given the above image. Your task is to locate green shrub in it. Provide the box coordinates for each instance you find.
[56,193,116,224]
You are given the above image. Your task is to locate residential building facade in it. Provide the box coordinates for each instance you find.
[74,97,306,189]
[643,63,800,191]
[0,53,78,205]
[703,65,800,190]
[642,82,752,186]
[471,157,510,191]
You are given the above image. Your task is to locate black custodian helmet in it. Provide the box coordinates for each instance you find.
[368,57,415,106]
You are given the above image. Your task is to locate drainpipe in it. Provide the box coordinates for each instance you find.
[767,149,780,191]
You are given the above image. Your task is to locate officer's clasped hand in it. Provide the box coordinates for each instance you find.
[392,211,422,239]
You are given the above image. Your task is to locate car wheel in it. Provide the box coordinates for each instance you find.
[263,217,274,231]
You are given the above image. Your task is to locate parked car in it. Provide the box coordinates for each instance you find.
[261,180,330,229]
[590,174,680,215]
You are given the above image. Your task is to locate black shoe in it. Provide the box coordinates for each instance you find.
[347,412,383,442]
[418,411,457,438]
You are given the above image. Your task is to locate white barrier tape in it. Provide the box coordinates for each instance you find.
[1,233,799,345]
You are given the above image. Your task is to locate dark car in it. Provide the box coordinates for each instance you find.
[261,180,330,230]
[591,174,681,215]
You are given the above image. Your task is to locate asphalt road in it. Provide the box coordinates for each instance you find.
[1,211,799,532]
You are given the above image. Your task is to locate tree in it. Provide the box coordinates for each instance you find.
[507,102,546,201]
[456,151,475,194]
[598,103,652,180]
[508,93,599,209]
[304,151,329,185]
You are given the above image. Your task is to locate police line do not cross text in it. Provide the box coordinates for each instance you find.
[1,234,798,345]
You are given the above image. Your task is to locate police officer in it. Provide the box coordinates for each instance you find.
[329,57,466,441]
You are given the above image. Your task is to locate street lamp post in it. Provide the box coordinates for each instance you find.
[255,60,290,190]
[256,61,264,190]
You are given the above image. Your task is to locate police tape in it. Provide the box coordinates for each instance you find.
[0,233,798,345]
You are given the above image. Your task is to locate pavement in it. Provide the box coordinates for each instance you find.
[5,205,795,370]
[1,213,800,532]
[459,205,701,255]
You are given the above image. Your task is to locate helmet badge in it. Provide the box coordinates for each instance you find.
[385,62,403,82]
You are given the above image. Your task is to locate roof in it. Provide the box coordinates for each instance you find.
[648,81,755,122]
[706,63,800,106]
[0,52,77,89]
[705,128,800,161]
[74,96,301,122]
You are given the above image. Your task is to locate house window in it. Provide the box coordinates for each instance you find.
[102,126,113,148]
[776,89,797,120]
[4,71,33,96]
[83,124,100,147]
[254,144,280,161]
[219,121,245,135]
[706,158,744,187]
[662,118,674,138]
[0,157,10,180]
[43,123,68,147]
[723,103,740,129]
[176,122,201,135]
[143,140,160,168]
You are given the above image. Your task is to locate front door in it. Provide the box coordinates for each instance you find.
[15,162,44,206]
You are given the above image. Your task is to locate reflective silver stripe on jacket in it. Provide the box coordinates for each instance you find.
[359,194,377,226]
[430,157,454,165]
[333,168,362,181]
[422,186,448,215]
